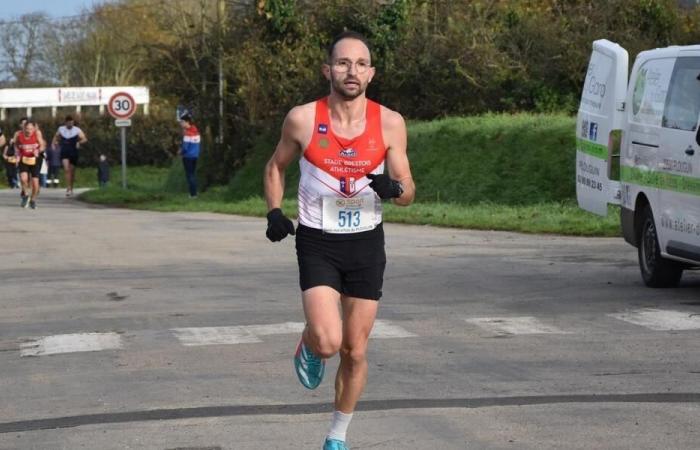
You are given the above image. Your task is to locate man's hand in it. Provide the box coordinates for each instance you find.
[266,208,296,242]
[366,173,403,199]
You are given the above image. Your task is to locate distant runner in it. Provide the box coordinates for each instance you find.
[53,115,87,197]
[1,126,17,188]
[16,121,46,209]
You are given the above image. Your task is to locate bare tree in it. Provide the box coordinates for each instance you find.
[0,13,50,85]
[39,18,87,85]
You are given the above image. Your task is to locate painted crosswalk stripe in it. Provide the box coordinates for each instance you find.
[371,320,417,338]
[171,326,263,346]
[172,320,416,346]
[608,308,700,331]
[20,332,122,357]
[465,316,570,335]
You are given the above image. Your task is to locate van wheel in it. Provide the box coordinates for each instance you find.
[638,206,683,287]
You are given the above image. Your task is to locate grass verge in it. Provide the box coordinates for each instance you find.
[81,186,620,237]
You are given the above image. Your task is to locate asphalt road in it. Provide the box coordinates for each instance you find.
[1,188,699,450]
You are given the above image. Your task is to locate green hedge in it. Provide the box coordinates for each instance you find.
[227,113,577,206]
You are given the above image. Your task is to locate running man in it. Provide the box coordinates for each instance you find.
[11,118,29,196]
[53,115,87,197]
[0,126,14,188]
[15,121,46,209]
[263,31,415,450]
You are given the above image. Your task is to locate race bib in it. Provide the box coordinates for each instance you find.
[322,195,377,234]
[21,156,36,166]
[7,156,17,164]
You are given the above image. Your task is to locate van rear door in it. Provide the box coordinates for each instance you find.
[576,39,628,216]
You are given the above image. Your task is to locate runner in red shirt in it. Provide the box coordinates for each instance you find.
[16,121,46,209]
[263,31,415,450]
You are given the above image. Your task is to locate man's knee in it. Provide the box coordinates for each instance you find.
[339,341,368,366]
[307,325,342,358]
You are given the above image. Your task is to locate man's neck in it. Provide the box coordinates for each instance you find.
[327,92,366,127]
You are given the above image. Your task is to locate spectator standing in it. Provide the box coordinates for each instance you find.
[178,114,200,198]
[46,141,62,187]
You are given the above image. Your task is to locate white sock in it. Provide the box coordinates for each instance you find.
[327,410,353,442]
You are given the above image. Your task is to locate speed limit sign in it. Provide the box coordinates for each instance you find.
[108,92,137,119]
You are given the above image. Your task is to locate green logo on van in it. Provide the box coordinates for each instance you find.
[632,68,647,116]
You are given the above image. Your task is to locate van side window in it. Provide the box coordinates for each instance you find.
[662,57,700,131]
[631,59,673,127]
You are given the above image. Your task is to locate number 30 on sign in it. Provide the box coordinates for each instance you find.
[108,92,137,119]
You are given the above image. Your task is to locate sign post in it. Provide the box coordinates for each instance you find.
[107,92,137,188]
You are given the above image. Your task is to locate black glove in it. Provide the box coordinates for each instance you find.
[266,208,295,242]
[366,173,404,199]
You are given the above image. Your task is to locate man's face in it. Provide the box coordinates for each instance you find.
[66,120,74,129]
[325,38,375,100]
[24,123,34,136]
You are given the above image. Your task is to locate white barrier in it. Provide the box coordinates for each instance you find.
[0,86,150,119]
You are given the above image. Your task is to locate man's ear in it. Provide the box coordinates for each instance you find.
[322,64,331,81]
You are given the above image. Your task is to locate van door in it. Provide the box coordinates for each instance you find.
[576,39,628,216]
[658,54,700,263]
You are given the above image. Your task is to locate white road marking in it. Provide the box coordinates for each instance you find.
[608,308,700,331]
[16,321,417,355]
[172,320,416,346]
[465,316,570,335]
[371,320,417,338]
[20,332,122,357]
[242,322,305,336]
[171,326,263,346]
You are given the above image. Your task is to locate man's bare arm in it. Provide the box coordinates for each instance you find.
[264,107,306,210]
[382,109,415,206]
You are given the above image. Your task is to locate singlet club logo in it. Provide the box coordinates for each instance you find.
[318,124,328,134]
[339,148,357,158]
[368,138,377,151]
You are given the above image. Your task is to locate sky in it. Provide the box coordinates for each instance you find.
[3,0,110,20]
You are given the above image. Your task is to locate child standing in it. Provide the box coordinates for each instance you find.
[97,154,110,187]
[46,142,62,187]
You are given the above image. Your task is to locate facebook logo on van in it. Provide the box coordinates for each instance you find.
[589,122,598,141]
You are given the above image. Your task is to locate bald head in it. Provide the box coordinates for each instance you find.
[327,31,372,63]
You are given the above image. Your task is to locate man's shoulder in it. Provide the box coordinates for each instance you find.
[288,101,316,119]
[378,104,405,129]
[285,101,316,128]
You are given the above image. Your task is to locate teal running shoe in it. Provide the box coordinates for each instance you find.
[294,338,325,389]
[323,438,348,450]
[20,194,29,208]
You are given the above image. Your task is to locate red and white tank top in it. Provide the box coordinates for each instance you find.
[16,132,40,158]
[298,97,387,232]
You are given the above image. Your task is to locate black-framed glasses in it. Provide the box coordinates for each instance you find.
[331,59,371,74]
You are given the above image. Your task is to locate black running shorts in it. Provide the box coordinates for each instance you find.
[18,155,42,178]
[295,223,386,301]
[61,149,79,166]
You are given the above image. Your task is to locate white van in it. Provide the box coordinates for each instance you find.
[577,39,700,287]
